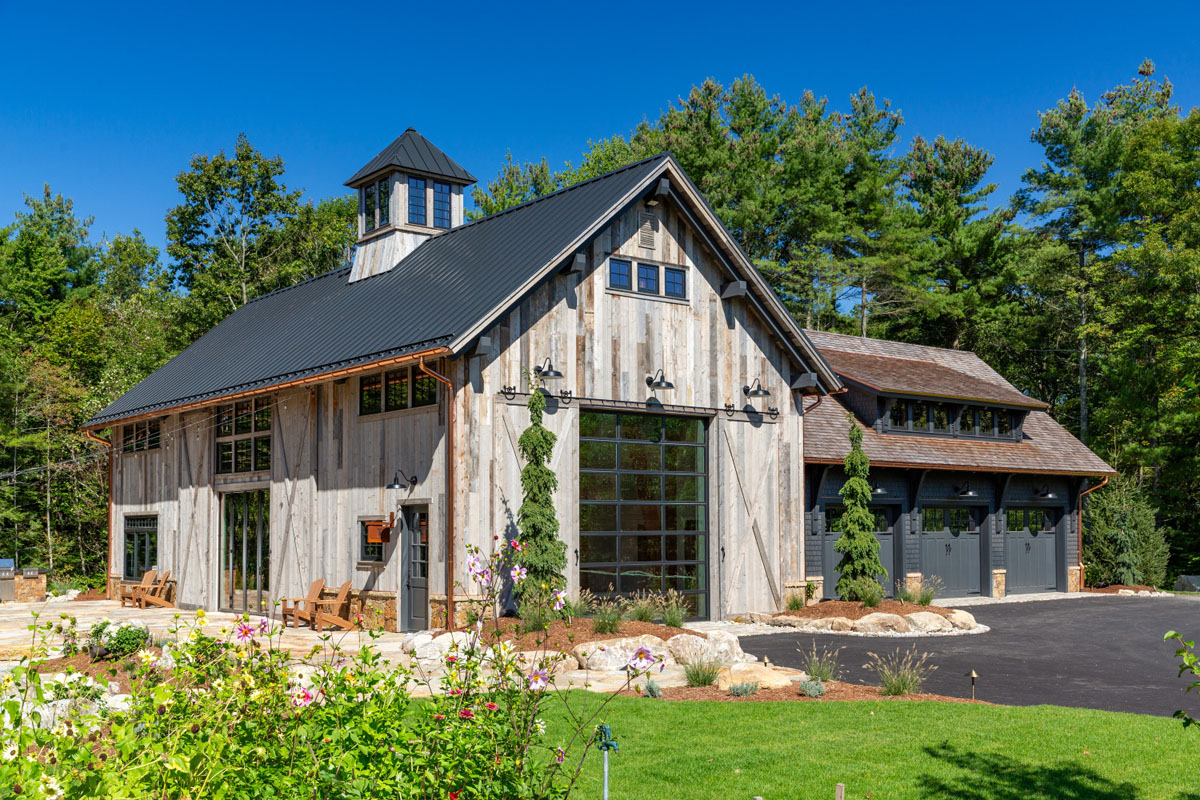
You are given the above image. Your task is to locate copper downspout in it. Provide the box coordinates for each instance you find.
[83,430,114,597]
[419,356,456,630]
[803,386,847,415]
[1077,476,1110,589]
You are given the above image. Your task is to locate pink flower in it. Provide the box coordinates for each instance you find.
[510,565,528,584]
[527,669,549,692]
[552,590,567,611]
[448,688,462,696]
[509,539,524,551]
[628,646,655,671]
[446,655,458,664]
[290,687,313,707]
[433,713,445,721]
[235,622,255,641]
[257,618,270,635]
[459,708,475,720]
[555,747,565,764]
[485,702,499,711]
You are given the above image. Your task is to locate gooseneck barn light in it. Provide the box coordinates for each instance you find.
[956,484,979,498]
[386,469,419,490]
[742,378,770,399]
[533,358,563,380]
[645,369,674,391]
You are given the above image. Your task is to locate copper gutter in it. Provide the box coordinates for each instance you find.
[83,430,114,596]
[803,386,846,415]
[1077,476,1110,588]
[82,346,453,431]
[419,356,456,630]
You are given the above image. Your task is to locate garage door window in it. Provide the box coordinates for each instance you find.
[579,411,707,618]
[922,507,978,533]
[1006,507,1057,532]
[825,506,893,534]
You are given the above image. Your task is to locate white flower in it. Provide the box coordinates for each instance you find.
[1,741,18,761]
[534,718,546,735]
[40,775,65,800]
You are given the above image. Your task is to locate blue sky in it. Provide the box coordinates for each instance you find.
[3,0,1199,253]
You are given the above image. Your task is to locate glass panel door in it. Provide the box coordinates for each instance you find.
[221,490,270,613]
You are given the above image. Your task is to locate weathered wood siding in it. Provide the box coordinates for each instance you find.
[455,198,808,616]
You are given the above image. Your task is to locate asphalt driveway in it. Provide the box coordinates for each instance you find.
[739,595,1200,716]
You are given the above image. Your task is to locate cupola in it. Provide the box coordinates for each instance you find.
[344,128,476,282]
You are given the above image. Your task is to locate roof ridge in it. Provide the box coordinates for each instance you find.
[804,328,987,359]
[244,265,353,306]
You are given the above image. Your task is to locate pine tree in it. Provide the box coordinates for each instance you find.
[515,375,565,600]
[834,419,885,599]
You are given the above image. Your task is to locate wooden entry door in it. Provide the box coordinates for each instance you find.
[221,490,270,613]
[403,506,429,631]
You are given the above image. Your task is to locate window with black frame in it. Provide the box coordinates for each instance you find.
[408,177,426,225]
[921,506,978,533]
[359,366,438,415]
[824,505,892,534]
[215,397,271,474]
[123,515,158,579]
[122,419,162,453]
[579,411,708,618]
[1005,507,1056,533]
[433,181,451,228]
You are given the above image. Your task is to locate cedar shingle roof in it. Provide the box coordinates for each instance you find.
[803,331,1114,476]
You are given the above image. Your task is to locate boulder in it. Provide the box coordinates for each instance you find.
[1138,590,1152,597]
[1117,589,1136,596]
[768,615,808,628]
[903,612,954,633]
[803,616,856,632]
[1174,575,1200,592]
[943,609,977,630]
[666,630,746,665]
[573,634,673,671]
[715,662,797,690]
[738,612,776,625]
[852,613,911,634]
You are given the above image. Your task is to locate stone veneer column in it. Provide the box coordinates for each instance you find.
[991,568,1007,598]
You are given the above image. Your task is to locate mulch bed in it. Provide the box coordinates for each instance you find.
[772,600,955,621]
[34,652,139,693]
[434,618,704,652]
[627,680,988,704]
[71,589,108,601]
[1084,584,1155,594]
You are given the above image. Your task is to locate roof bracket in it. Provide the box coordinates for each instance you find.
[721,280,747,298]
[475,335,493,356]
[791,372,819,395]
[644,177,670,206]
[570,253,587,272]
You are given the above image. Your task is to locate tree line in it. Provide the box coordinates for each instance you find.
[1,64,1195,587]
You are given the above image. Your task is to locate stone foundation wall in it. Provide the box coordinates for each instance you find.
[991,569,1007,598]
[14,572,47,603]
[794,577,822,607]
[429,594,486,630]
[1067,565,1083,593]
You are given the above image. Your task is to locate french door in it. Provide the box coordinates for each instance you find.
[221,490,271,613]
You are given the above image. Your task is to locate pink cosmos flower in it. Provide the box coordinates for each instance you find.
[510,565,528,584]
[485,702,499,711]
[527,669,549,692]
[257,618,270,635]
[509,539,524,551]
[459,708,475,720]
[552,589,567,611]
[290,687,313,708]
[628,646,655,671]
[235,622,255,642]
[555,747,565,764]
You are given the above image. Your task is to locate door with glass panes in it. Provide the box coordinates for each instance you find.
[402,506,429,631]
[221,490,271,613]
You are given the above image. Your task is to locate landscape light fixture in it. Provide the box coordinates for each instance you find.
[871,482,888,496]
[533,358,563,380]
[966,669,979,700]
[645,369,674,391]
[1035,486,1058,500]
[386,469,418,490]
[956,484,979,498]
[742,378,770,399]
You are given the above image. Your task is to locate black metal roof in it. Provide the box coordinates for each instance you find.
[86,155,671,428]
[344,128,476,186]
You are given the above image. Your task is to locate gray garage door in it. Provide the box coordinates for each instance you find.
[920,507,981,596]
[1005,507,1059,593]
[821,505,896,599]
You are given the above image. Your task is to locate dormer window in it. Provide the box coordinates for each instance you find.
[433,182,451,228]
[408,177,426,225]
[885,399,1020,440]
[360,177,390,234]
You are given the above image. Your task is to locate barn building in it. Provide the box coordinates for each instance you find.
[84,130,1113,629]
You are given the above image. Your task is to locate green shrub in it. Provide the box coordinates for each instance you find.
[868,646,936,696]
[800,642,843,682]
[624,591,660,623]
[728,681,759,697]
[917,575,944,606]
[660,590,688,629]
[805,581,817,605]
[842,576,883,607]
[834,423,886,598]
[561,591,592,619]
[895,581,918,604]
[799,678,826,698]
[684,659,722,687]
[1083,475,1169,588]
[592,597,623,634]
[786,593,805,612]
[644,678,662,698]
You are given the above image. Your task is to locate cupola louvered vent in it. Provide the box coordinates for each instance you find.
[638,212,657,249]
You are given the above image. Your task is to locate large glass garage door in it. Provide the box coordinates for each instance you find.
[578,411,708,618]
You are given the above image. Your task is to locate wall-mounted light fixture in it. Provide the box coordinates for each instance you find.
[1035,486,1058,500]
[533,358,563,380]
[645,369,674,391]
[386,469,418,490]
[872,482,888,496]
[956,483,979,498]
[743,379,770,399]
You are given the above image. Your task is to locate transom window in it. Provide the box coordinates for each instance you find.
[607,258,689,301]
[1006,507,1056,533]
[885,400,1019,440]
[361,177,390,233]
[359,365,438,415]
[215,397,272,474]
[123,515,158,580]
[921,506,978,533]
[433,181,451,228]
[579,411,708,618]
[122,419,161,453]
[408,177,426,225]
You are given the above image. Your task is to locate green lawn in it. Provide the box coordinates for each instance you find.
[546,694,1200,800]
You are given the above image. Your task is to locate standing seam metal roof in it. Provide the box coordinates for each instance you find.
[86,155,671,428]
[344,128,477,186]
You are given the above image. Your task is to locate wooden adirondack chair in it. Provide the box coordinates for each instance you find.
[137,570,174,608]
[280,579,325,629]
[120,570,157,608]
[312,581,357,632]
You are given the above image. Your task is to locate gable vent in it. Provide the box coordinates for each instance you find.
[638,212,657,250]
